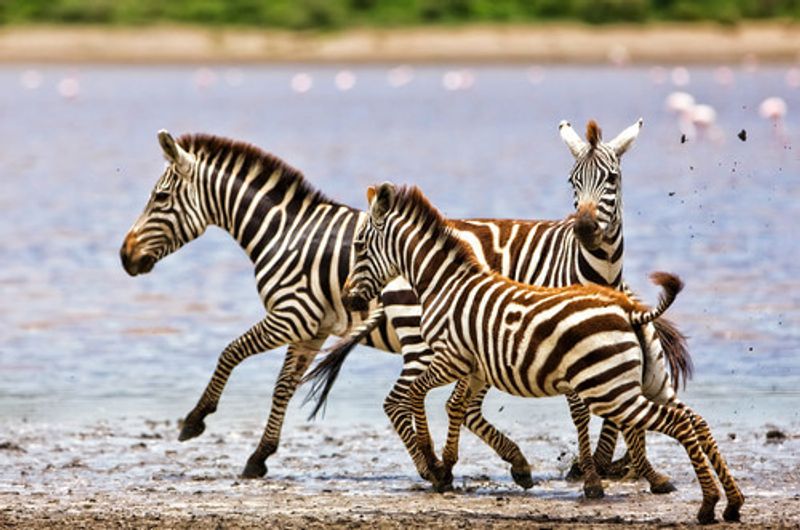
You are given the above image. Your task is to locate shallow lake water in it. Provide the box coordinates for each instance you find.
[0,64,798,447]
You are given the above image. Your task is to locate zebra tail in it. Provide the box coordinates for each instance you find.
[653,317,693,391]
[629,271,684,326]
[301,305,387,420]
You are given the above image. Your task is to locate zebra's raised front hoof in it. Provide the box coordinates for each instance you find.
[723,502,742,523]
[241,456,267,479]
[510,468,535,489]
[178,418,206,441]
[565,460,583,482]
[650,479,677,495]
[583,482,605,499]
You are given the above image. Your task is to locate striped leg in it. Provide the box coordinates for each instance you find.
[383,368,441,482]
[407,351,469,492]
[462,385,534,489]
[441,376,486,485]
[597,395,722,524]
[566,392,604,498]
[619,428,677,494]
[179,312,316,442]
[675,403,745,522]
[242,339,324,478]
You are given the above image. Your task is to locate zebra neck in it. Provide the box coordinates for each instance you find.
[396,225,484,307]
[575,225,624,288]
[198,161,345,265]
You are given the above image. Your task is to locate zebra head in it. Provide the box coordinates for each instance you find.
[120,130,206,276]
[559,118,642,250]
[342,183,400,312]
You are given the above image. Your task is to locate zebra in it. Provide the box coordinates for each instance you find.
[121,130,566,483]
[306,119,691,496]
[340,182,744,524]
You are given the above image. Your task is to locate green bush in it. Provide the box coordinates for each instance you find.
[0,0,798,27]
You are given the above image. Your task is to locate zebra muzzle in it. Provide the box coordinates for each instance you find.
[120,233,156,276]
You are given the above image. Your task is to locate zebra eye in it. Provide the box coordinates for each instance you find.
[353,239,365,252]
[152,191,171,204]
[607,172,619,185]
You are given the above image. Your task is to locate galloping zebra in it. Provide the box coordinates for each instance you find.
[341,182,743,524]
[121,131,559,482]
[306,119,691,495]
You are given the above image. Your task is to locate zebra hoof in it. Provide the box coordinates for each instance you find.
[241,456,267,479]
[583,482,605,499]
[650,480,677,495]
[511,468,534,489]
[697,504,718,525]
[723,503,742,523]
[565,460,583,482]
[433,480,454,493]
[178,418,206,441]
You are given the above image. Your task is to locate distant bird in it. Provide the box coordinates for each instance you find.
[57,76,80,100]
[691,104,723,143]
[335,70,356,91]
[666,91,696,139]
[759,97,788,144]
[291,73,313,93]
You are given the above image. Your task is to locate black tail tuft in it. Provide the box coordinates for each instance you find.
[301,311,386,420]
[653,318,693,391]
[650,271,684,299]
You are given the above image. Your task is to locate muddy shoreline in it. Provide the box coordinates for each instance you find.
[2,417,798,528]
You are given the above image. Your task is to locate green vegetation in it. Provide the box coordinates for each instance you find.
[1,0,799,29]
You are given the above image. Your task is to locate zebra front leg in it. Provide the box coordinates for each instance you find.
[242,340,323,478]
[407,352,468,492]
[179,313,306,442]
[383,376,440,483]
[441,376,486,487]
[565,392,604,499]
[462,384,534,489]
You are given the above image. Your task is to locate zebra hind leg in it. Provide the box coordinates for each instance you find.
[242,342,321,478]
[675,402,745,522]
[619,428,676,494]
[463,386,534,489]
[599,395,721,524]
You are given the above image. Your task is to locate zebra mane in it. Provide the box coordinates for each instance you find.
[176,133,336,207]
[393,186,484,270]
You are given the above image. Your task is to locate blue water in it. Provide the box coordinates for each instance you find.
[0,65,798,435]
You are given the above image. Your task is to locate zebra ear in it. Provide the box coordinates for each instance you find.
[607,118,643,157]
[366,185,376,204]
[370,182,395,224]
[558,120,586,159]
[157,129,194,175]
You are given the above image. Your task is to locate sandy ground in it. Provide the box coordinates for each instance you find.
[1,415,799,529]
[1,23,800,64]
